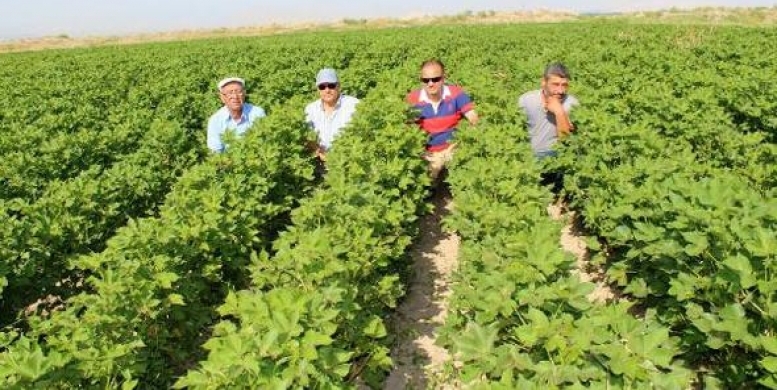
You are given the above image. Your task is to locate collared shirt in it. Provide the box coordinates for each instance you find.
[304,95,360,151]
[406,85,474,151]
[518,90,578,156]
[206,103,266,153]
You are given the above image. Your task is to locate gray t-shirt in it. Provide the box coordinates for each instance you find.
[518,90,579,155]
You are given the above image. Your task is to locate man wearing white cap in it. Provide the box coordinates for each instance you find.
[304,68,359,161]
[207,77,266,153]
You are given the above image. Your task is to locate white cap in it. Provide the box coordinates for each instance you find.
[315,68,339,86]
[217,77,245,91]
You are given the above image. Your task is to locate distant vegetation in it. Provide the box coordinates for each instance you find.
[603,6,777,25]
[2,6,776,53]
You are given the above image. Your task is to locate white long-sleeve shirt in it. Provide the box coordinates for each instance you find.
[304,95,359,151]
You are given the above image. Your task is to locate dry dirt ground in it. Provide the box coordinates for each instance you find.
[380,196,617,390]
[383,186,458,390]
[548,202,617,303]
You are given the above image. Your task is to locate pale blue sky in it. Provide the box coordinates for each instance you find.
[1,0,775,41]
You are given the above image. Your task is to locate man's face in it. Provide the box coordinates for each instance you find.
[317,82,340,105]
[420,64,445,98]
[542,75,569,99]
[219,82,245,112]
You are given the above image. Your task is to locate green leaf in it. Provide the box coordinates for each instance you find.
[607,262,630,286]
[545,334,567,353]
[154,272,179,289]
[513,324,539,346]
[121,379,139,390]
[746,228,777,257]
[584,236,602,251]
[668,273,697,301]
[721,255,756,289]
[761,336,777,355]
[456,322,498,362]
[525,307,549,330]
[762,356,777,373]
[624,278,650,298]
[719,304,746,322]
[759,374,777,390]
[302,331,332,347]
[363,316,387,339]
[633,222,664,242]
[682,231,709,256]
[167,293,185,305]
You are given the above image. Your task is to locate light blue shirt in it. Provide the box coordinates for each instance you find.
[207,103,266,153]
[304,95,359,151]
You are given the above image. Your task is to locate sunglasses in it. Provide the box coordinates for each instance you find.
[220,90,245,97]
[318,83,339,90]
[420,76,443,84]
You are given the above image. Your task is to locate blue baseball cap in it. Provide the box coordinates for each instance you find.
[315,68,339,86]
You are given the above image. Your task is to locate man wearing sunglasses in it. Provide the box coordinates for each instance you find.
[207,77,266,153]
[304,68,360,162]
[518,62,578,159]
[406,59,479,181]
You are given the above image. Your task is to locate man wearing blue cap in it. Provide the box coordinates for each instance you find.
[207,77,266,153]
[304,68,359,161]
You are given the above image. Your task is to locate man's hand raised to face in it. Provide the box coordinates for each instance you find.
[543,92,574,136]
[544,93,566,116]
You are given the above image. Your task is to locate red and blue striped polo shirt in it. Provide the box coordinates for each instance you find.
[406,85,474,152]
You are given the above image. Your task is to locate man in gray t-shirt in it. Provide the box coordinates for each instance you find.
[518,62,579,158]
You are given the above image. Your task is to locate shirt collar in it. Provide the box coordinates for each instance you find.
[418,85,451,104]
[223,104,249,123]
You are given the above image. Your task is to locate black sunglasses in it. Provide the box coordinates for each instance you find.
[318,83,339,90]
[420,76,443,84]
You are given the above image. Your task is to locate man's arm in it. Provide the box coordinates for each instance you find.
[249,105,267,121]
[455,89,479,127]
[545,96,573,137]
[463,109,479,126]
[517,94,526,114]
[303,104,327,160]
[206,118,224,153]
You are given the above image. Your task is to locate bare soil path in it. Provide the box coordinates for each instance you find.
[548,203,617,303]
[383,187,459,390]
[379,196,616,390]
